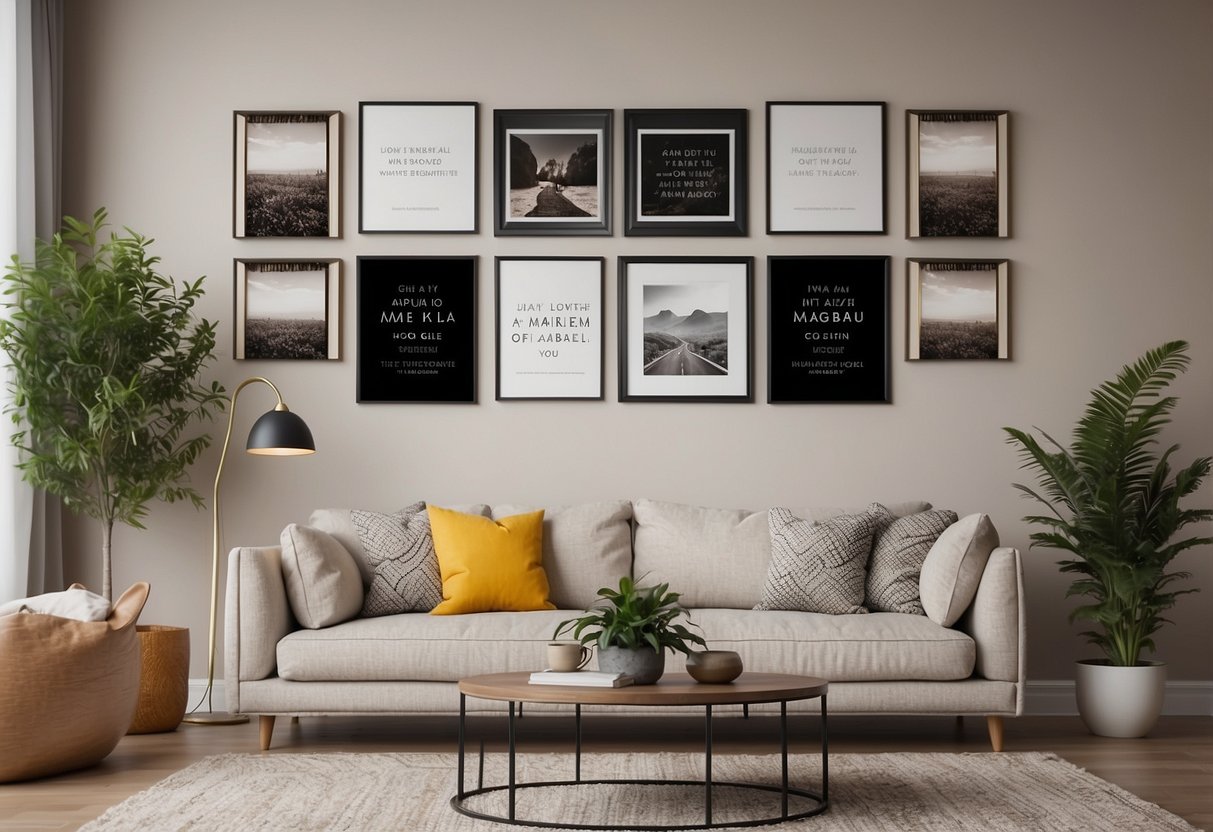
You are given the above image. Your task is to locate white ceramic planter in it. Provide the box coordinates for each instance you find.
[1074,659,1166,738]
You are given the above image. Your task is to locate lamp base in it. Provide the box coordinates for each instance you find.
[181,711,250,726]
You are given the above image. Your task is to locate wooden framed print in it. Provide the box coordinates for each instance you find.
[495,257,604,400]
[907,258,1010,360]
[234,111,340,238]
[358,102,478,233]
[356,256,477,402]
[494,110,611,236]
[624,109,748,236]
[907,110,1009,238]
[768,256,890,402]
[618,256,753,402]
[234,259,341,360]
[766,102,886,234]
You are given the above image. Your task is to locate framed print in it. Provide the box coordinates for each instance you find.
[496,257,603,400]
[357,256,477,402]
[234,259,341,360]
[907,259,1010,360]
[359,102,478,233]
[618,256,753,402]
[768,256,890,403]
[234,111,340,238]
[494,110,611,236]
[766,102,886,234]
[907,110,1009,238]
[624,109,748,236]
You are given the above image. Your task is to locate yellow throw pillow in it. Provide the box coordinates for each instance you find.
[427,505,553,615]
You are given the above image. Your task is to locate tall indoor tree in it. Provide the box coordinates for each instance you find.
[0,209,225,600]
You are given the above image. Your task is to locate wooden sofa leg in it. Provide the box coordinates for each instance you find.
[259,715,276,751]
[986,715,1004,752]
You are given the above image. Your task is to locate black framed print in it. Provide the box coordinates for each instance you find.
[359,102,478,233]
[907,259,1010,360]
[768,256,890,403]
[234,259,341,360]
[357,256,477,402]
[494,110,611,236]
[624,109,748,236]
[496,257,604,400]
[907,110,1009,238]
[766,102,886,234]
[618,256,752,402]
[234,111,340,238]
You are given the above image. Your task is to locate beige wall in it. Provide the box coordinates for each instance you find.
[60,0,1213,683]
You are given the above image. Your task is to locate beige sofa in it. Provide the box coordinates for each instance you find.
[225,499,1024,751]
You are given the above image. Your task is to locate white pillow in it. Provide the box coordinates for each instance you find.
[0,586,110,621]
[280,524,364,629]
[919,513,1000,627]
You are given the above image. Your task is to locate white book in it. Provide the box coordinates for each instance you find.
[528,670,635,688]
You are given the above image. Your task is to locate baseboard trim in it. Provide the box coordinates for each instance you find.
[1026,679,1213,716]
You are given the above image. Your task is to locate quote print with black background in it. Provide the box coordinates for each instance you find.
[640,131,732,217]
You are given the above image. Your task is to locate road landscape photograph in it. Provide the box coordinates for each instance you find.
[242,262,330,360]
[642,282,730,375]
[507,130,599,220]
[243,115,330,237]
[916,113,998,237]
[918,264,999,359]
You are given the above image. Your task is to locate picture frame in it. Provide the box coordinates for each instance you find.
[623,109,748,236]
[358,102,478,233]
[907,110,1009,238]
[768,256,890,403]
[493,110,612,236]
[907,258,1010,360]
[766,102,886,234]
[234,111,340,238]
[356,256,477,403]
[495,257,604,400]
[618,256,753,402]
[234,259,341,360]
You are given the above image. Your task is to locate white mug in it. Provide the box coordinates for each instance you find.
[547,641,592,672]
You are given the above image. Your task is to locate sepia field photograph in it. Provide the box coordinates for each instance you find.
[236,112,339,238]
[507,130,600,221]
[910,111,1008,238]
[236,260,339,360]
[641,282,730,375]
[909,259,1008,360]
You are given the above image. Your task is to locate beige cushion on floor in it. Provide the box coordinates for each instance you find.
[0,586,110,621]
[280,524,364,629]
[0,582,148,783]
[920,513,1000,627]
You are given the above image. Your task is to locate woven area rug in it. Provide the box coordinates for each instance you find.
[80,751,1197,831]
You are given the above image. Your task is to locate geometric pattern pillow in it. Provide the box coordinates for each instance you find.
[754,506,877,615]
[351,502,443,617]
[866,505,958,614]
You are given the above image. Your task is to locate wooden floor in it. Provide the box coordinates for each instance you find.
[1,714,1210,830]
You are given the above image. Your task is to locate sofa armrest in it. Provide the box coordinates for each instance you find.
[956,546,1025,712]
[224,546,293,714]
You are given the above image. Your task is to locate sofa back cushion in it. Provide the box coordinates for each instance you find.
[632,499,933,609]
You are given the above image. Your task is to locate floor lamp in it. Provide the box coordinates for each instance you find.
[183,376,315,725]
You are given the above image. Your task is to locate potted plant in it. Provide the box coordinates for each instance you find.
[0,209,225,731]
[554,576,707,684]
[1004,340,1211,737]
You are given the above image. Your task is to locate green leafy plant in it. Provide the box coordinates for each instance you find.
[1004,340,1212,667]
[553,575,707,655]
[0,209,225,600]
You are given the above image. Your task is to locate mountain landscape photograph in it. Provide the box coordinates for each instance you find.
[642,283,729,375]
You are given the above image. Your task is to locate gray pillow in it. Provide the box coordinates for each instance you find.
[279,524,364,629]
[919,513,1000,627]
[352,502,443,617]
[755,506,877,614]
[866,505,959,614]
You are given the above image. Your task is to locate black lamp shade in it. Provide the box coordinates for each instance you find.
[246,409,315,455]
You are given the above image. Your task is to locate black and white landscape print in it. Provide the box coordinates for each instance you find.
[244,114,331,237]
[508,130,599,221]
[917,113,998,237]
[918,263,999,359]
[642,282,729,375]
[243,262,330,359]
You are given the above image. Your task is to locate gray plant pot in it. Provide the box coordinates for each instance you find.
[1075,659,1166,738]
[597,646,665,685]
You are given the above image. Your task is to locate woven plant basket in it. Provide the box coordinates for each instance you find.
[128,625,190,734]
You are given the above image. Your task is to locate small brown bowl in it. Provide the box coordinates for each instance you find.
[685,650,743,684]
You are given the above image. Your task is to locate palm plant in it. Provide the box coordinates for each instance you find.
[1004,340,1212,667]
[554,575,707,655]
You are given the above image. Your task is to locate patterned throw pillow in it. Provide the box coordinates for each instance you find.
[754,506,877,614]
[351,502,443,617]
[866,505,958,615]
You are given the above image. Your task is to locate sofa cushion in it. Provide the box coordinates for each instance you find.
[490,501,633,610]
[755,507,876,614]
[866,505,959,614]
[279,525,363,629]
[631,499,933,609]
[920,513,1000,627]
[353,502,443,617]
[428,506,553,615]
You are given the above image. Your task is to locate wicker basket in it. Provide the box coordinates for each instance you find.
[128,625,190,734]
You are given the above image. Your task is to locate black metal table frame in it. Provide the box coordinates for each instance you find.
[450,693,829,830]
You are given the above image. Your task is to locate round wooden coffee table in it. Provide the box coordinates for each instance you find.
[452,671,829,830]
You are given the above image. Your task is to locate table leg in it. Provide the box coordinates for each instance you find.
[478,739,485,790]
[704,703,713,825]
[508,701,517,821]
[575,703,582,782]
[457,693,466,798]
[781,699,789,818]
[822,693,829,803]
